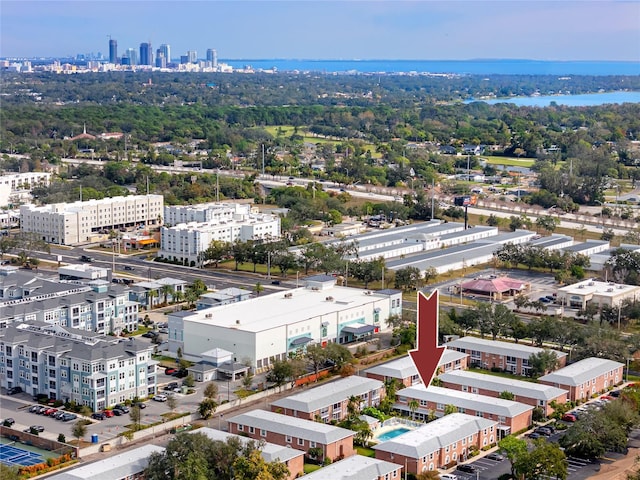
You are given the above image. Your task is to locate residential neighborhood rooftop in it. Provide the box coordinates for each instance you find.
[301,455,401,480]
[445,336,567,360]
[538,357,624,387]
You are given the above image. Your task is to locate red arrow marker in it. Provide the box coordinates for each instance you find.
[409,290,446,386]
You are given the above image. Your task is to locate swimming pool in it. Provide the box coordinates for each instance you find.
[375,427,412,442]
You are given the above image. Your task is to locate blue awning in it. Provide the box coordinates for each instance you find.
[342,324,375,335]
[290,336,313,346]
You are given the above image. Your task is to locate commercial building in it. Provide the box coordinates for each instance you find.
[20,194,164,245]
[171,275,401,372]
[139,42,152,66]
[302,455,403,480]
[365,350,469,388]
[108,38,117,64]
[0,321,157,409]
[395,385,533,436]
[444,336,567,376]
[227,409,355,463]
[46,444,164,480]
[163,202,258,226]
[0,172,51,206]
[373,413,498,475]
[557,279,640,310]
[438,370,569,416]
[538,357,624,402]
[194,427,304,480]
[271,376,385,422]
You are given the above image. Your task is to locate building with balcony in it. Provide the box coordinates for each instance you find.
[271,376,384,422]
[0,321,157,410]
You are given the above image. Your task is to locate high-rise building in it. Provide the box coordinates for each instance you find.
[109,39,117,64]
[155,49,166,68]
[206,48,217,67]
[125,48,137,66]
[159,44,171,64]
[139,42,152,66]
[187,50,197,63]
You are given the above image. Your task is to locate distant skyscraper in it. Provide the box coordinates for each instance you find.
[155,49,166,68]
[159,44,171,64]
[139,42,152,66]
[206,49,217,67]
[125,48,137,66]
[187,50,197,63]
[109,39,117,64]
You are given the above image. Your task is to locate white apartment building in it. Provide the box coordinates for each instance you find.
[0,172,51,206]
[20,194,164,245]
[159,213,280,266]
[164,201,257,225]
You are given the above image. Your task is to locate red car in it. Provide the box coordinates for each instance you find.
[562,413,577,422]
[165,368,177,375]
[102,410,115,418]
[601,395,614,401]
[45,408,58,416]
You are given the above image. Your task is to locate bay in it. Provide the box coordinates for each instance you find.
[467,91,640,107]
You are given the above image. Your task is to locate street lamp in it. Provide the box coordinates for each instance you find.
[595,200,604,226]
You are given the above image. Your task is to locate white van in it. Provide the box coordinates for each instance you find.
[440,474,458,480]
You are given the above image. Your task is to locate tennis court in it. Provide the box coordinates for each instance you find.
[0,442,44,467]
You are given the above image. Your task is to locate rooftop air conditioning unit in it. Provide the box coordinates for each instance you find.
[607,288,614,292]
[326,296,334,301]
[578,285,584,289]
[205,313,213,318]
[284,293,292,299]
[235,319,240,325]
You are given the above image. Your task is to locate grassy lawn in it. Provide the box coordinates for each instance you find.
[468,365,540,382]
[304,464,323,474]
[234,388,257,399]
[482,155,535,168]
[356,446,376,457]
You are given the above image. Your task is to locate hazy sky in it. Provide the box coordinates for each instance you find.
[1,0,639,61]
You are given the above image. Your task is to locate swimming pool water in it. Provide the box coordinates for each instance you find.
[376,427,411,442]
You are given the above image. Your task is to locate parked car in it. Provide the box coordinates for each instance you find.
[562,413,577,422]
[28,425,45,433]
[102,410,115,418]
[153,394,168,402]
[114,404,130,413]
[173,369,188,378]
[7,386,23,395]
[164,368,177,375]
[440,474,458,480]
[486,453,505,461]
[456,464,477,473]
[92,412,106,420]
[3,418,15,426]
[539,297,551,303]
[29,405,41,413]
[123,266,135,271]
[142,331,158,338]
[158,328,169,334]
[534,427,553,436]
[164,382,179,391]
[526,432,543,439]
[44,408,57,416]
[610,390,621,397]
[134,402,147,409]
[61,413,77,422]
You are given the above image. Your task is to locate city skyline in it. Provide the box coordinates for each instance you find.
[1,1,639,62]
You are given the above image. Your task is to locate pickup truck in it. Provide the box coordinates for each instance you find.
[79,255,95,262]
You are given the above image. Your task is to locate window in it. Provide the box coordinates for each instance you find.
[285,435,292,443]
[238,425,244,432]
[260,429,266,437]
[297,438,304,446]
[249,426,254,434]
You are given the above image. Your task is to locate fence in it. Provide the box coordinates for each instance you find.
[0,425,76,458]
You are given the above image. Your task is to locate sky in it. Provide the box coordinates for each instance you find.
[1,0,639,61]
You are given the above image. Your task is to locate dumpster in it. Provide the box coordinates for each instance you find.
[91,434,98,444]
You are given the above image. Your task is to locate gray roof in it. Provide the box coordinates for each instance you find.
[45,444,164,480]
[538,357,624,387]
[445,336,567,361]
[562,240,609,253]
[365,351,468,380]
[271,376,383,413]
[373,413,497,458]
[396,385,533,418]
[529,235,574,249]
[194,427,304,464]
[439,370,568,401]
[302,455,402,480]
[227,410,354,444]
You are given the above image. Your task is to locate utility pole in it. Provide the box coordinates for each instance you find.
[431,179,435,219]
[261,144,265,176]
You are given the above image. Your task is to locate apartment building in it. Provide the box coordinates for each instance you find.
[445,336,567,376]
[302,455,403,480]
[0,172,51,206]
[20,194,164,245]
[164,202,257,225]
[159,213,280,266]
[538,357,624,402]
[365,350,469,388]
[395,385,533,436]
[227,410,355,463]
[373,413,498,474]
[271,376,385,422]
[0,321,157,410]
[0,268,138,334]
[439,370,569,416]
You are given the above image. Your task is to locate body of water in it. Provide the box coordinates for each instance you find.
[467,91,640,107]
[375,427,412,442]
[221,59,640,76]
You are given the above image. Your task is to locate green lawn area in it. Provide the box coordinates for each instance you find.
[482,155,535,167]
[304,464,323,474]
[356,446,376,457]
[468,366,540,382]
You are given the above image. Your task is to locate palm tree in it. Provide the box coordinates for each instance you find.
[147,289,158,309]
[408,399,419,419]
[254,282,264,297]
[160,284,175,305]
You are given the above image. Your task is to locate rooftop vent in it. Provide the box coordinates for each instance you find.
[205,313,213,318]
[607,288,614,292]
[325,296,334,302]
[235,319,240,324]
[284,293,293,299]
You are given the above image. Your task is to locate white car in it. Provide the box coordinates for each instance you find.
[153,394,168,402]
[440,474,458,480]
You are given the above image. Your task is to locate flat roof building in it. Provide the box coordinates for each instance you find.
[302,455,403,480]
[557,278,640,310]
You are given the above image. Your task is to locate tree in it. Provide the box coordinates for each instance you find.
[183,374,195,387]
[160,284,175,304]
[443,404,458,415]
[130,405,142,430]
[350,257,385,288]
[536,214,560,234]
[408,399,419,419]
[394,266,422,291]
[528,349,559,377]
[204,382,219,400]
[515,439,567,480]
[198,398,218,419]
[267,359,295,387]
[254,282,264,296]
[305,344,327,380]
[498,435,528,479]
[233,448,289,480]
[475,302,515,341]
[423,266,438,285]
[204,240,230,268]
[0,464,20,480]
[167,395,177,412]
[72,420,87,444]
[499,391,515,400]
[324,342,353,369]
